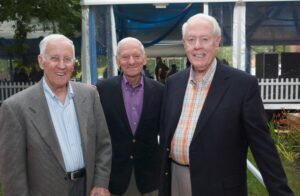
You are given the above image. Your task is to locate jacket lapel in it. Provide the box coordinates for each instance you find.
[191,63,230,144]
[72,82,89,164]
[28,81,66,170]
[136,76,150,135]
[117,76,133,136]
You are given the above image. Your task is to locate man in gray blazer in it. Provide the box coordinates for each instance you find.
[0,34,112,196]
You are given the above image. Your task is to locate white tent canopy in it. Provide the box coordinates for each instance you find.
[81,0,300,5]
[80,0,247,83]
[80,0,300,84]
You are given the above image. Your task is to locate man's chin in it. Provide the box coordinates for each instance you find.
[192,64,209,71]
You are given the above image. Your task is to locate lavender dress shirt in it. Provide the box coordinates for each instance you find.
[121,75,144,135]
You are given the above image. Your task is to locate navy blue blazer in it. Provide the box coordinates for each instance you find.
[97,75,164,194]
[159,61,293,196]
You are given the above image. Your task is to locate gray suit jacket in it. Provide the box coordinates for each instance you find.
[0,80,112,196]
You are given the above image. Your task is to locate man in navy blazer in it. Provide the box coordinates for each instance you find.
[159,14,293,196]
[97,37,164,196]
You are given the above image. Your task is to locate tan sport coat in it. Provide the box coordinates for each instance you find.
[0,80,112,196]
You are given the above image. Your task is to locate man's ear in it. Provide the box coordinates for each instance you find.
[215,36,221,47]
[38,55,44,70]
[143,54,147,66]
[182,38,186,48]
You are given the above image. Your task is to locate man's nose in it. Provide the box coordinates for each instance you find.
[194,39,203,48]
[129,56,135,64]
[57,59,67,68]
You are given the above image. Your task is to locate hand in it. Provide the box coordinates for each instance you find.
[90,187,110,196]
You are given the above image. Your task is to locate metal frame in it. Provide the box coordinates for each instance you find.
[81,0,300,5]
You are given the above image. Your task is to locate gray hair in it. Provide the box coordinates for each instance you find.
[182,13,221,38]
[117,37,145,56]
[39,34,75,58]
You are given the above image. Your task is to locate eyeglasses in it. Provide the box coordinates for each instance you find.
[119,54,143,61]
[45,55,74,64]
[185,36,214,46]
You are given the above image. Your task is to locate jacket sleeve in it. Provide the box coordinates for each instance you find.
[0,101,30,196]
[92,88,112,188]
[243,77,294,196]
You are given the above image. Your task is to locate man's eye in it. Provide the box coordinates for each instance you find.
[64,57,72,63]
[50,57,59,62]
[187,38,196,45]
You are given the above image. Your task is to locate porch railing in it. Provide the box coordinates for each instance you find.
[1,78,300,110]
[0,82,35,104]
[258,78,300,110]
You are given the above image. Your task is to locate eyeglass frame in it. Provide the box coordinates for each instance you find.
[43,55,75,64]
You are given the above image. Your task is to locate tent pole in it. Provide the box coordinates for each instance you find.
[203,3,209,14]
[232,1,246,71]
[110,6,118,76]
[81,5,92,84]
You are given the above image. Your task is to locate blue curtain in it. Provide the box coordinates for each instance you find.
[89,8,98,84]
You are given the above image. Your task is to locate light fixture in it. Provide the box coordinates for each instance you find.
[153,3,169,9]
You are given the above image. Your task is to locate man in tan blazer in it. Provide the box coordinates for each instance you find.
[0,34,112,196]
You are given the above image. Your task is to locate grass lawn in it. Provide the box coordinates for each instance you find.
[247,151,300,196]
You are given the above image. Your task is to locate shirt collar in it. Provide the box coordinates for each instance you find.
[42,77,74,99]
[189,58,217,85]
[121,74,144,89]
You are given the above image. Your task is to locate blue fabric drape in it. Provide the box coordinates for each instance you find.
[89,8,98,84]
[144,4,192,47]
[115,4,193,48]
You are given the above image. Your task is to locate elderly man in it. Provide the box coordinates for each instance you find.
[0,34,112,196]
[159,13,294,196]
[96,37,163,196]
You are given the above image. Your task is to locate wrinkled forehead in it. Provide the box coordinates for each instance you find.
[118,41,144,55]
[185,21,215,38]
[45,39,73,53]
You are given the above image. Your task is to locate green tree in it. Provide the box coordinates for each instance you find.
[0,0,81,67]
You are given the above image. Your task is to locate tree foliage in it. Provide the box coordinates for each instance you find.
[0,0,81,66]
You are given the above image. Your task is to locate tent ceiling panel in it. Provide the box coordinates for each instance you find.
[109,2,300,48]
[81,0,300,6]
[1,1,300,58]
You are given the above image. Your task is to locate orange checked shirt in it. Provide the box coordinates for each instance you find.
[170,59,217,165]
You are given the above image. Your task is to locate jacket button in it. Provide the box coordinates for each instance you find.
[165,172,168,175]
[166,148,170,151]
[132,139,136,143]
[130,155,134,159]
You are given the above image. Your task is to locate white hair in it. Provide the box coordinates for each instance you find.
[116,37,145,56]
[39,34,75,58]
[182,13,221,38]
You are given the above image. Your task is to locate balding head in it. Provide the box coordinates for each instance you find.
[117,37,145,57]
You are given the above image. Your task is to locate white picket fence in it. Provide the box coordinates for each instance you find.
[1,79,300,109]
[259,78,300,110]
[0,82,35,105]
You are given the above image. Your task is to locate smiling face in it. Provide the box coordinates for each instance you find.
[183,18,221,77]
[117,39,146,81]
[38,39,74,92]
